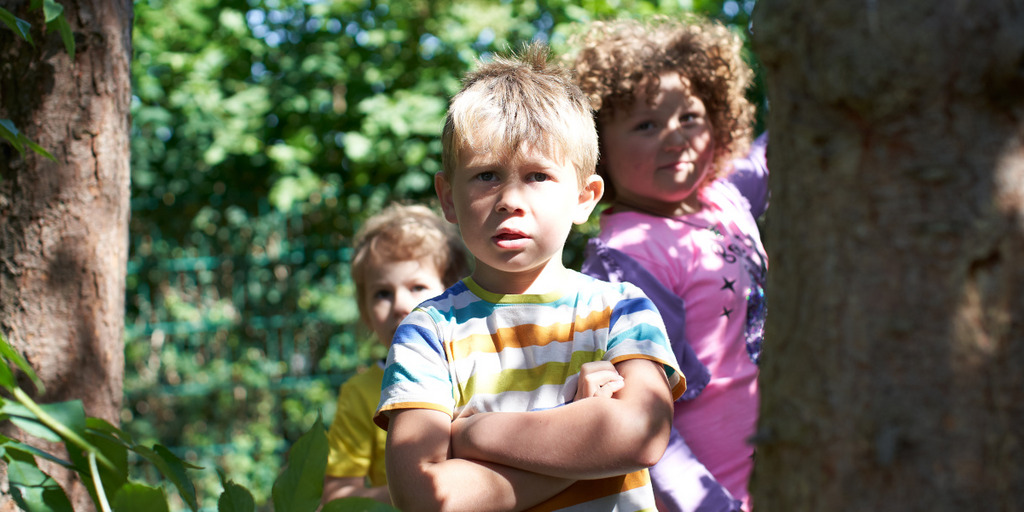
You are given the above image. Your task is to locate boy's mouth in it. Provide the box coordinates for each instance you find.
[493,230,529,248]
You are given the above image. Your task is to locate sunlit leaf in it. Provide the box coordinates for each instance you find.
[111,483,170,512]
[271,415,328,512]
[217,471,255,512]
[0,434,73,468]
[53,13,75,60]
[0,331,45,392]
[133,445,199,511]
[41,0,63,22]
[2,402,62,443]
[0,7,33,44]
[6,448,74,512]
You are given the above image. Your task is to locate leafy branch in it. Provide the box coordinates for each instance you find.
[0,331,398,511]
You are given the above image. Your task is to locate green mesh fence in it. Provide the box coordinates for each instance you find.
[123,201,381,509]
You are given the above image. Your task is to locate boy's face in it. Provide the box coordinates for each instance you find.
[599,72,715,216]
[436,142,602,294]
[363,257,447,347]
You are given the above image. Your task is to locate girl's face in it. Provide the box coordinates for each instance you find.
[599,72,715,217]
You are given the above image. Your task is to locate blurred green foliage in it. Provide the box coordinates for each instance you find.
[126,0,761,509]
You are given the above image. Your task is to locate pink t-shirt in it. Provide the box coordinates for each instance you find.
[598,179,766,509]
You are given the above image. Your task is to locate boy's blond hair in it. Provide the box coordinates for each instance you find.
[442,42,598,186]
[351,203,470,328]
[569,16,755,193]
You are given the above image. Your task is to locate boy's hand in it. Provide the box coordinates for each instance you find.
[574,361,624,401]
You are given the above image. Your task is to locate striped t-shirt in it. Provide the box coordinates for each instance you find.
[375,271,685,512]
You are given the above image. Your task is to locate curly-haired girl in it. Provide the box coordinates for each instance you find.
[571,15,768,512]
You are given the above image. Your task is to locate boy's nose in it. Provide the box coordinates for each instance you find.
[495,185,526,214]
[393,291,415,317]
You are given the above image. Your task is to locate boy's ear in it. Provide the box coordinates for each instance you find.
[573,174,604,225]
[435,172,459,224]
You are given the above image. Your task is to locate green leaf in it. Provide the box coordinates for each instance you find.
[0,361,14,389]
[0,7,33,44]
[47,9,74,61]
[25,137,57,161]
[0,331,45,392]
[132,444,199,511]
[86,417,134,446]
[111,483,170,512]
[66,418,130,506]
[271,415,328,512]
[0,118,25,155]
[9,389,115,471]
[42,0,63,22]
[1,402,63,443]
[0,119,57,162]
[5,448,74,512]
[322,497,401,512]
[217,471,256,512]
[0,434,74,468]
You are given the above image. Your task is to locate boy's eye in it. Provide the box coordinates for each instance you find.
[476,171,497,182]
[412,285,430,292]
[372,289,393,300]
[529,172,550,182]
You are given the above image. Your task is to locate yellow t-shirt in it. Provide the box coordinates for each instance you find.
[325,363,387,486]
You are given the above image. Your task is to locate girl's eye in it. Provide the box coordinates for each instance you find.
[412,285,430,292]
[633,121,656,131]
[372,289,392,300]
[681,113,704,124]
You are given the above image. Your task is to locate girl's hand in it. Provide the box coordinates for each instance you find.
[573,361,624,401]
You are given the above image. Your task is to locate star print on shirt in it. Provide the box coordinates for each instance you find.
[721,306,733,318]
[721,277,736,292]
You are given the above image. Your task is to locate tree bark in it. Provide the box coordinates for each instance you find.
[750,1,1024,510]
[0,0,132,509]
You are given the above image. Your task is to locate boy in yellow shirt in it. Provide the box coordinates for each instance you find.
[322,203,469,505]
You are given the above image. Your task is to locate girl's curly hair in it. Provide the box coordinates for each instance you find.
[567,15,755,197]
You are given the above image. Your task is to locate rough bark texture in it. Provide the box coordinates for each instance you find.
[0,0,132,509]
[750,1,1024,510]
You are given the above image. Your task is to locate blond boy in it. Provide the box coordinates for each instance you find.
[322,203,469,506]
[374,44,686,512]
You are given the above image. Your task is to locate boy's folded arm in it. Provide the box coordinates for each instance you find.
[451,358,674,480]
[386,408,574,512]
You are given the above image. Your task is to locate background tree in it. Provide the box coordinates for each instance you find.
[0,0,133,509]
[751,1,1024,509]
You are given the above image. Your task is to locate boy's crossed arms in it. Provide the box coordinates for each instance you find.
[386,359,674,511]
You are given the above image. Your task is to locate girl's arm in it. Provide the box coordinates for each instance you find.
[385,408,574,512]
[450,358,674,480]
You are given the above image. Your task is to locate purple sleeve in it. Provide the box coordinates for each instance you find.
[650,427,743,512]
[727,132,769,219]
[583,239,739,512]
[581,238,709,400]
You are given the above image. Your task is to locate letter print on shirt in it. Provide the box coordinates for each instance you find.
[707,223,767,364]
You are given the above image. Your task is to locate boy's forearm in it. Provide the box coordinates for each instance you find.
[386,409,574,512]
[322,476,391,505]
[450,358,673,480]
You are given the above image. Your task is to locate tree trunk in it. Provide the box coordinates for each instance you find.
[750,2,1024,510]
[0,0,132,509]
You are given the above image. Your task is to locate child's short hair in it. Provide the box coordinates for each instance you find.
[442,42,598,186]
[569,15,755,183]
[351,203,470,328]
